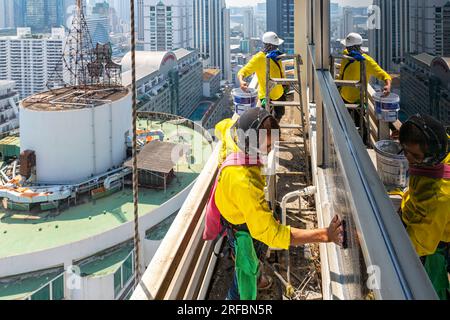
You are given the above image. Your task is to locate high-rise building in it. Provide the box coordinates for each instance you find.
[0,80,20,134]
[369,0,411,73]
[193,0,230,81]
[122,48,203,118]
[86,2,110,46]
[112,0,131,23]
[0,0,15,29]
[409,0,450,57]
[0,0,25,29]
[266,0,294,54]
[23,0,65,33]
[340,7,354,39]
[243,8,256,39]
[401,53,450,125]
[0,28,65,99]
[143,0,193,52]
[136,0,145,47]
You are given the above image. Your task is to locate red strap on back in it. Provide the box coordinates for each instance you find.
[409,164,450,179]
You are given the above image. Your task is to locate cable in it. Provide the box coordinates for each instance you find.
[130,0,141,289]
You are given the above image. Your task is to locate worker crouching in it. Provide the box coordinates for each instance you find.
[399,114,450,300]
[204,108,344,300]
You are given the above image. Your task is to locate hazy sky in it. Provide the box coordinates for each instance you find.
[226,0,373,8]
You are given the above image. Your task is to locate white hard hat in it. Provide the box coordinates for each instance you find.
[262,32,284,46]
[341,32,363,47]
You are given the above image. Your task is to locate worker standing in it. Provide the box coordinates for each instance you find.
[211,108,344,300]
[238,32,288,122]
[399,114,450,300]
[339,33,392,141]
[339,32,392,103]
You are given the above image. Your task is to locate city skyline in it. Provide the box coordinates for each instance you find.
[226,0,373,7]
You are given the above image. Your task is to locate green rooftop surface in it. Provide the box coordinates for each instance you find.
[79,244,133,277]
[0,121,212,259]
[0,269,62,300]
[146,211,178,241]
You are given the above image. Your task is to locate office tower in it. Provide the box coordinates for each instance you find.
[340,7,354,39]
[86,2,110,46]
[0,28,65,99]
[369,0,411,73]
[193,0,230,81]
[23,0,65,33]
[401,53,450,125]
[409,0,450,57]
[112,0,131,23]
[243,8,256,39]
[266,0,294,54]
[143,0,193,51]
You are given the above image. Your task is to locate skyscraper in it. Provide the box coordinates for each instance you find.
[86,4,110,46]
[143,0,193,51]
[0,28,65,99]
[409,0,450,57]
[242,8,256,39]
[401,53,450,125]
[266,0,294,54]
[340,7,354,39]
[193,0,230,81]
[23,0,65,33]
[369,0,411,73]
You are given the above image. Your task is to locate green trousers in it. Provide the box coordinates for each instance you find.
[423,246,449,300]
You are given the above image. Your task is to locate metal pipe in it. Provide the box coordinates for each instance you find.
[281,186,317,285]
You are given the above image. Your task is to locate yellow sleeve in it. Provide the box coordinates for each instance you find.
[403,195,449,257]
[366,55,392,82]
[231,171,291,249]
[237,54,261,79]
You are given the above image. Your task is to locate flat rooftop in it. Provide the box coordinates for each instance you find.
[21,86,129,111]
[203,69,221,82]
[0,119,212,259]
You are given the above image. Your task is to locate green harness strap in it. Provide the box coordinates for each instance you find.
[234,231,260,300]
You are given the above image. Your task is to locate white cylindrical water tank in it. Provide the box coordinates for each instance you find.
[20,88,132,184]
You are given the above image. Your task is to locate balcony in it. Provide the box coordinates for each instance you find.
[127,0,438,301]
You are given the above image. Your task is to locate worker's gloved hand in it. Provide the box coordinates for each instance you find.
[327,215,344,247]
[260,98,267,108]
[266,50,284,61]
[348,50,366,62]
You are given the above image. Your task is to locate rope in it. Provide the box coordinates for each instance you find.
[130,0,141,288]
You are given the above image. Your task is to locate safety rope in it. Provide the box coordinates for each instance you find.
[130,0,141,288]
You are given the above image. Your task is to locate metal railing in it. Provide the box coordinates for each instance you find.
[308,42,437,300]
[24,273,65,301]
[114,250,135,299]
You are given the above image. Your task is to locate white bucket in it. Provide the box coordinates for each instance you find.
[373,92,400,122]
[374,140,409,188]
[232,88,258,115]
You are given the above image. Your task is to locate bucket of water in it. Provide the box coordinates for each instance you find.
[232,88,258,115]
[373,92,400,122]
[374,140,409,188]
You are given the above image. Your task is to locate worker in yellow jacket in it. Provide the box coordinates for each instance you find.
[339,33,392,104]
[214,108,344,300]
[238,32,287,122]
[399,114,450,300]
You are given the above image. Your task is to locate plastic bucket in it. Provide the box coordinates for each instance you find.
[380,109,400,122]
[373,92,400,122]
[232,88,258,115]
[374,140,409,188]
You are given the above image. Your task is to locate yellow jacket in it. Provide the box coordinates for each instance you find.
[339,50,392,104]
[401,153,450,257]
[214,118,291,249]
[238,52,285,101]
